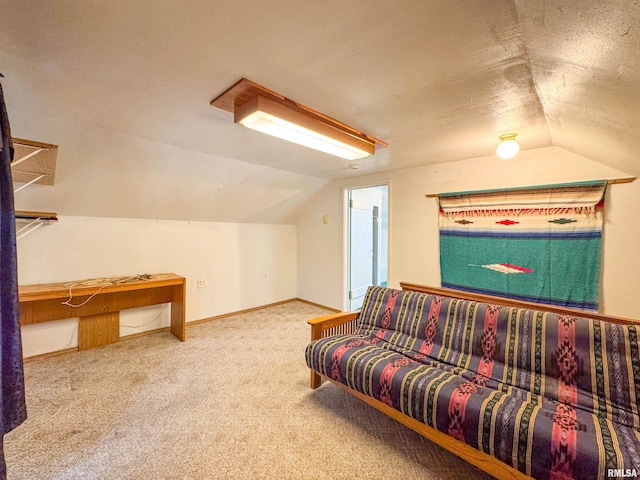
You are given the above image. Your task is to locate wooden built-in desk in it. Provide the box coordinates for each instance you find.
[19,273,186,351]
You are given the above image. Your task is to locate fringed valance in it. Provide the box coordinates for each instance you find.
[438,180,607,217]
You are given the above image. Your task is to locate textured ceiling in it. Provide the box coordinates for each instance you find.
[1,0,638,186]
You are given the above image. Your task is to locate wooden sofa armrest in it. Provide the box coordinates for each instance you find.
[307,311,360,341]
[308,311,360,389]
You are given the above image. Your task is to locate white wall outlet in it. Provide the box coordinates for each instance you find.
[197,278,207,288]
[263,272,268,280]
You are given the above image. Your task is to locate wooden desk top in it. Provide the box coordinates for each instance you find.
[19,273,185,303]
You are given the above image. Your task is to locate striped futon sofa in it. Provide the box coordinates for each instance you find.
[305,283,640,480]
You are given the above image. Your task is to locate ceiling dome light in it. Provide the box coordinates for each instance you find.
[496,133,520,159]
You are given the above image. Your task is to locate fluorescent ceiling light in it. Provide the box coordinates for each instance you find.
[235,96,374,160]
[496,133,520,159]
[210,78,385,160]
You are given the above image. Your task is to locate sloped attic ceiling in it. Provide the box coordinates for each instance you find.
[0,0,637,223]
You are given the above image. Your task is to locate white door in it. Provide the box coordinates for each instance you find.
[348,185,388,310]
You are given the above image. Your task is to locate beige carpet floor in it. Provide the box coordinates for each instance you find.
[5,301,493,480]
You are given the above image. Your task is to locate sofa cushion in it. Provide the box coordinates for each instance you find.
[306,333,640,479]
[355,286,640,431]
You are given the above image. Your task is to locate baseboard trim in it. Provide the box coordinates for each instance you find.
[23,298,339,360]
[24,327,173,361]
[294,298,341,313]
[24,347,79,362]
[188,298,340,326]
[120,326,170,340]
[187,298,298,326]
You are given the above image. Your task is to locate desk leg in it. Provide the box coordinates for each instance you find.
[79,312,120,350]
[170,283,186,342]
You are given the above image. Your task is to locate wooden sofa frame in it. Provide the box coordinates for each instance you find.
[307,282,638,480]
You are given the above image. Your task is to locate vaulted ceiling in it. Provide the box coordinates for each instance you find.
[1,0,638,221]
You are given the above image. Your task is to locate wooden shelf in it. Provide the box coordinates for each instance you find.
[15,210,58,221]
[11,137,58,186]
[10,136,59,239]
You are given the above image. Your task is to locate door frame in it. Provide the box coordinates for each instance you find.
[343,181,391,311]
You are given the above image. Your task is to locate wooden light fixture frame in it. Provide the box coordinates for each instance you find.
[210,78,387,155]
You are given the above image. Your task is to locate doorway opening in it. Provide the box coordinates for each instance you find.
[347,184,389,310]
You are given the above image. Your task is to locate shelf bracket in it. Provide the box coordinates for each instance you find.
[14,174,46,193]
[10,137,58,186]
[15,211,58,240]
[16,220,47,240]
[12,147,45,167]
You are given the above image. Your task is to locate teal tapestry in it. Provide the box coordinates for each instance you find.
[439,181,607,310]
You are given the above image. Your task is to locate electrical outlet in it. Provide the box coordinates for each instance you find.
[197,279,207,288]
[263,272,268,280]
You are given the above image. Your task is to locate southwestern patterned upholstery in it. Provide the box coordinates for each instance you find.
[305,286,640,480]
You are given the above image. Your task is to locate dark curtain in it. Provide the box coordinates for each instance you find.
[0,78,27,479]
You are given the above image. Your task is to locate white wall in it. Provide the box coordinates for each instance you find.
[8,88,316,358]
[18,216,297,357]
[7,104,329,225]
[297,146,640,319]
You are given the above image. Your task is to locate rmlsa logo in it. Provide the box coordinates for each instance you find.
[608,469,638,478]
